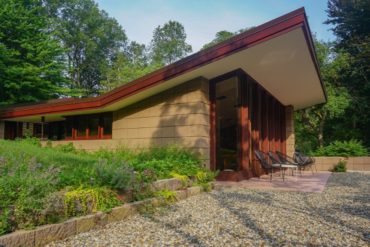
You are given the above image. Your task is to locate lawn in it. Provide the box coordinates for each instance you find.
[0,139,214,235]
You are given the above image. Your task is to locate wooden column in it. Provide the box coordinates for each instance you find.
[261,91,269,153]
[209,80,216,171]
[240,73,251,177]
[281,104,287,155]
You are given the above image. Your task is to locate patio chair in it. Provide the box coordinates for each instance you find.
[254,150,285,181]
[293,151,317,173]
[268,151,298,176]
[276,151,304,175]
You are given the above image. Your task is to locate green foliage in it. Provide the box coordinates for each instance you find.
[332,160,347,172]
[202,30,235,49]
[43,187,120,223]
[170,172,190,188]
[154,190,177,205]
[94,159,135,191]
[15,137,41,147]
[100,43,161,92]
[295,40,351,151]
[93,146,203,179]
[313,140,368,157]
[194,170,217,192]
[324,0,370,148]
[0,0,67,104]
[52,143,77,153]
[151,20,192,65]
[0,141,210,234]
[46,0,128,96]
[63,187,120,216]
[195,170,217,184]
[201,28,253,50]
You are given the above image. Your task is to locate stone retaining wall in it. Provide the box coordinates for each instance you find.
[314,156,370,171]
[0,178,207,247]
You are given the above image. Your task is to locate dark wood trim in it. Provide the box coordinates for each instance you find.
[209,78,216,171]
[0,8,324,120]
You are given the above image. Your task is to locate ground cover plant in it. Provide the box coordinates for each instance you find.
[0,139,214,235]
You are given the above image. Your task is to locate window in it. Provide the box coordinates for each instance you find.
[102,113,112,137]
[88,115,100,138]
[64,113,113,140]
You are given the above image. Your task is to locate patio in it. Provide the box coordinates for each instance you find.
[215,171,332,193]
[48,172,370,247]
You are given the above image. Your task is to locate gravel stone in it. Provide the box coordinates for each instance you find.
[47,172,370,247]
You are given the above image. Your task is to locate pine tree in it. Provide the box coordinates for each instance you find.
[0,0,67,104]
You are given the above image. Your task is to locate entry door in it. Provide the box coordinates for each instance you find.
[213,76,241,171]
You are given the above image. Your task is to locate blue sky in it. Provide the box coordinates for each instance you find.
[96,0,335,52]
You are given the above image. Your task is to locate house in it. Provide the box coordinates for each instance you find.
[0,8,326,179]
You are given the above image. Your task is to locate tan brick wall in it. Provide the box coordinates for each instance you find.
[0,121,4,139]
[314,156,370,171]
[113,77,210,166]
[285,105,295,157]
[44,77,211,167]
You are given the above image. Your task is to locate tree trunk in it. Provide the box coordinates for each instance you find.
[318,114,326,148]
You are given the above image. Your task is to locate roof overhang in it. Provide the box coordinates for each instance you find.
[0,7,326,122]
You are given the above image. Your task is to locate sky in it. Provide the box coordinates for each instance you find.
[95,0,335,52]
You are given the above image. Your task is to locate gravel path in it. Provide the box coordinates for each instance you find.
[48,172,370,247]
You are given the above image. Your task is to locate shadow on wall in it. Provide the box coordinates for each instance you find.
[116,77,210,167]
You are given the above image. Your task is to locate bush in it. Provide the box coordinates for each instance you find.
[94,159,136,191]
[0,141,211,235]
[313,140,368,157]
[333,160,347,172]
[154,190,177,205]
[43,187,120,221]
[52,143,77,153]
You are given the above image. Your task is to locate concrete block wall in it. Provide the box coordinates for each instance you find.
[44,77,211,167]
[113,77,210,167]
[314,156,370,171]
[285,105,295,157]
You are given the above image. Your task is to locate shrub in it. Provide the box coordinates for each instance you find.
[15,136,41,147]
[94,159,136,192]
[170,172,190,188]
[43,187,120,221]
[154,190,177,205]
[52,143,77,153]
[333,160,347,172]
[0,141,211,235]
[195,170,217,184]
[132,146,202,178]
[313,140,368,157]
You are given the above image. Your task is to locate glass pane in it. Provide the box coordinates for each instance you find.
[65,119,73,137]
[88,115,99,137]
[102,113,112,135]
[76,116,87,137]
[215,76,239,171]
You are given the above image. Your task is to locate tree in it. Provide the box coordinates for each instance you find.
[325,0,370,147]
[295,40,351,151]
[150,21,192,65]
[47,0,128,96]
[0,0,66,105]
[101,41,161,92]
[202,30,235,49]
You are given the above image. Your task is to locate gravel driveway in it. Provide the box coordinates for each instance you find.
[48,172,370,247]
